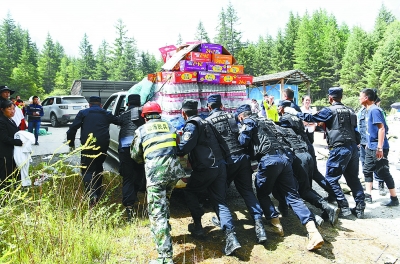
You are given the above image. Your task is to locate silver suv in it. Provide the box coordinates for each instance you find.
[41,95,89,127]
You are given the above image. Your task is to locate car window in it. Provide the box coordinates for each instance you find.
[42,99,49,106]
[61,97,88,104]
[56,98,62,104]
[103,96,118,113]
[43,98,54,106]
[115,95,126,116]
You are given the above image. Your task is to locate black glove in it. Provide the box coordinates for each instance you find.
[14,139,23,146]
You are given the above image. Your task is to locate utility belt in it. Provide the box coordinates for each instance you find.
[329,141,353,150]
[294,148,308,154]
[265,148,285,156]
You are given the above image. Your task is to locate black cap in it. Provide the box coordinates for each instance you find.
[236,104,251,115]
[328,87,343,97]
[0,85,15,95]
[182,99,198,110]
[89,96,101,103]
[207,94,222,104]
[128,94,141,106]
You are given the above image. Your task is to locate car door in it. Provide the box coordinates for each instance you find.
[103,94,121,153]
[41,98,52,121]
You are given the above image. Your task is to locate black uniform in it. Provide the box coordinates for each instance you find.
[206,108,264,221]
[117,105,145,207]
[66,103,118,202]
[178,115,236,232]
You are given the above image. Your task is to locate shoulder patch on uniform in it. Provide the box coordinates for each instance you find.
[183,131,192,141]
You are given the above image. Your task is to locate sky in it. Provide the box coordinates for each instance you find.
[1,0,399,58]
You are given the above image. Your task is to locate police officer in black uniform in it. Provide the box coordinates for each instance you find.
[178,99,241,256]
[205,94,267,244]
[236,104,324,251]
[279,100,336,202]
[285,87,366,218]
[271,101,340,225]
[117,94,145,220]
[67,96,119,206]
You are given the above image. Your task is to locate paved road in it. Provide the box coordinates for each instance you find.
[34,122,120,172]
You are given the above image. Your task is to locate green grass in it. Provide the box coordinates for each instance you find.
[0,142,156,263]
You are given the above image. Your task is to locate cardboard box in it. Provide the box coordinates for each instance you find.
[227,65,244,74]
[219,74,237,84]
[149,72,163,82]
[200,43,223,54]
[212,54,233,65]
[197,71,221,84]
[185,52,212,62]
[159,45,177,63]
[206,63,227,73]
[233,75,253,85]
[179,60,207,71]
[161,71,198,84]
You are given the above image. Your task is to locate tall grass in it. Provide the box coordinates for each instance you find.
[0,140,155,263]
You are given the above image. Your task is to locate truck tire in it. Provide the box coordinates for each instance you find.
[50,113,60,127]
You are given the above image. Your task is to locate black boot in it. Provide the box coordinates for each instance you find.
[351,203,365,219]
[365,193,373,204]
[224,229,241,256]
[188,218,205,237]
[254,218,267,244]
[126,206,135,222]
[337,199,351,217]
[318,199,340,226]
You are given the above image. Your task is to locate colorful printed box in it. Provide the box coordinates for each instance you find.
[219,74,237,84]
[185,52,212,62]
[179,60,207,71]
[206,62,228,73]
[200,43,223,54]
[227,65,244,74]
[148,72,163,82]
[197,71,221,84]
[159,45,177,63]
[161,71,198,84]
[233,75,253,85]
[212,54,233,65]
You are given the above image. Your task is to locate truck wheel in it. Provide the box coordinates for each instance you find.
[50,114,60,127]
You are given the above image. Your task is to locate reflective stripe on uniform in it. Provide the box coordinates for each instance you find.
[144,141,177,158]
[143,134,177,148]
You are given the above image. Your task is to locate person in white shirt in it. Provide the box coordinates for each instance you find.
[300,95,317,144]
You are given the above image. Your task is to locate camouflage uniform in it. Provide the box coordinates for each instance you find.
[131,118,185,262]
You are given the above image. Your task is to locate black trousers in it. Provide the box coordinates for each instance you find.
[363,148,395,189]
[119,147,145,206]
[81,146,108,199]
[0,156,17,190]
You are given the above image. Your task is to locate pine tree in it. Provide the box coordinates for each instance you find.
[194,21,210,43]
[78,33,96,79]
[109,19,138,81]
[371,5,396,51]
[282,12,301,70]
[10,47,42,98]
[37,33,60,93]
[176,33,183,45]
[94,40,110,80]
[224,2,242,56]
[367,21,400,108]
[215,7,228,47]
[340,27,372,96]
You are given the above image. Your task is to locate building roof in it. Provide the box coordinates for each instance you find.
[252,70,312,85]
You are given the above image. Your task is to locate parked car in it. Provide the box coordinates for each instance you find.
[41,95,89,127]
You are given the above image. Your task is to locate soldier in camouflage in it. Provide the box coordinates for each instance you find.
[130,101,185,264]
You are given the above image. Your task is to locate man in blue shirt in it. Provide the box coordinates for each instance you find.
[26,96,44,145]
[359,89,398,207]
